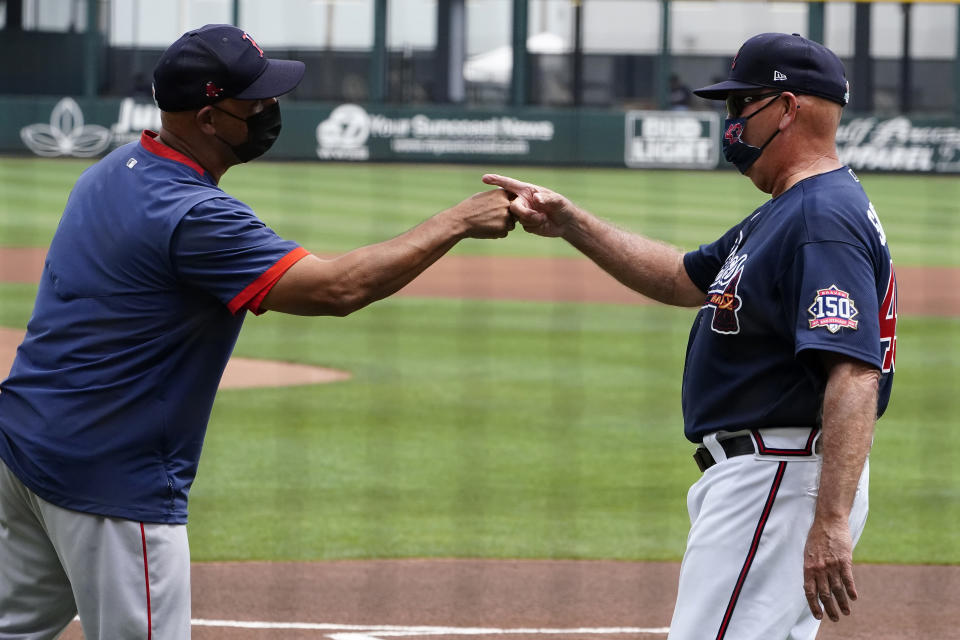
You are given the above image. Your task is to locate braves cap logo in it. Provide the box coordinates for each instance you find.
[724,122,744,145]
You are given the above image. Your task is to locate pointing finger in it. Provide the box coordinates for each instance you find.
[482,173,537,195]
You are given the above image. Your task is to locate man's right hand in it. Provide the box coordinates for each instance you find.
[446,189,516,240]
[481,174,576,238]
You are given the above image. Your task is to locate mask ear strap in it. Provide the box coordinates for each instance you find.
[748,94,786,152]
[759,128,781,151]
[211,105,246,122]
[210,106,247,160]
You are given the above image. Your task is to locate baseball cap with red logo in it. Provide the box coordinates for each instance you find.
[693,32,849,106]
[152,24,305,112]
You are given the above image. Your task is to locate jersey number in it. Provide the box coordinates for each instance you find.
[879,263,897,373]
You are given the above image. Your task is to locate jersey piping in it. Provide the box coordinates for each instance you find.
[140,130,206,176]
[228,246,309,314]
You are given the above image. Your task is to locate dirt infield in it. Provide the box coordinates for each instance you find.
[3,247,959,639]
[54,560,959,639]
[1,247,958,315]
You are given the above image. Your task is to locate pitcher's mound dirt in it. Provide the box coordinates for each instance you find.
[0,328,350,389]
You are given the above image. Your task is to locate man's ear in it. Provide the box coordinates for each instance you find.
[778,92,801,131]
[195,106,217,135]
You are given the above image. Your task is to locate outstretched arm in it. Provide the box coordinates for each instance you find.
[261,189,514,316]
[482,173,704,307]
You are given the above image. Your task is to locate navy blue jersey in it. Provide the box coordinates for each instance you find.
[0,131,306,523]
[681,167,896,443]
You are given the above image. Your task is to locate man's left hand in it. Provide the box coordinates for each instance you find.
[803,517,858,622]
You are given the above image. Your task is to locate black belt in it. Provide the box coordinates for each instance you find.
[693,435,756,473]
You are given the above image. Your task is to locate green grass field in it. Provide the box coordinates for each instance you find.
[0,157,958,564]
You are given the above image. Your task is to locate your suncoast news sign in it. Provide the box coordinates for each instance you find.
[316,103,556,161]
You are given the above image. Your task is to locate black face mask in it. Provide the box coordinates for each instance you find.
[721,94,782,174]
[213,101,282,163]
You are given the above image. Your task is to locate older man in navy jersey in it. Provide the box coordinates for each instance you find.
[484,33,896,639]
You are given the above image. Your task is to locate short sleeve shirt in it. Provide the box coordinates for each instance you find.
[0,131,307,523]
[680,167,896,442]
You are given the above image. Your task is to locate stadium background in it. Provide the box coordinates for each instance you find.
[0,1,958,638]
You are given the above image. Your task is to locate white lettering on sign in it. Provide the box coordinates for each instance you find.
[837,116,960,173]
[316,104,554,161]
[112,98,161,145]
[624,111,719,170]
[640,116,703,139]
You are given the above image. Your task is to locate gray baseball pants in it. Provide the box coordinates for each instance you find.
[0,458,191,639]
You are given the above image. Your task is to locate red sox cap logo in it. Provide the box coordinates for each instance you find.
[724,122,744,145]
[242,32,264,57]
[204,81,223,99]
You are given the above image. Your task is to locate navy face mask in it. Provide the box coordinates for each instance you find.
[213,101,282,163]
[722,93,783,174]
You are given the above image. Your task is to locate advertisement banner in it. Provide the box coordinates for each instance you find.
[7,97,160,159]
[315,103,558,162]
[2,96,958,174]
[623,110,720,170]
[837,116,960,173]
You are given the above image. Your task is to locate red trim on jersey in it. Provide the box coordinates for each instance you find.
[228,247,310,315]
[751,428,819,456]
[140,523,153,639]
[715,461,787,640]
[140,130,206,177]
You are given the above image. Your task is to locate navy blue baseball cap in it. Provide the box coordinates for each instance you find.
[694,33,849,106]
[153,24,305,112]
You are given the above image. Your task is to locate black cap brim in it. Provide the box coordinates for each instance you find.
[692,79,767,100]
[234,58,306,100]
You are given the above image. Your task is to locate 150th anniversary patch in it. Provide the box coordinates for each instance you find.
[808,285,859,333]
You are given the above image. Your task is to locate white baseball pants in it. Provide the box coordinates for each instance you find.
[0,458,191,639]
[668,429,869,640]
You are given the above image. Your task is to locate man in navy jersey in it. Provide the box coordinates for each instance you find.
[0,24,514,639]
[484,33,895,639]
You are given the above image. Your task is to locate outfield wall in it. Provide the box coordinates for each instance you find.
[3,96,959,173]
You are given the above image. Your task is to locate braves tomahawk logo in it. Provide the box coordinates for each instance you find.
[705,231,747,335]
[724,122,744,145]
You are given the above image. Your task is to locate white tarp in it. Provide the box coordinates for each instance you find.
[463,32,567,84]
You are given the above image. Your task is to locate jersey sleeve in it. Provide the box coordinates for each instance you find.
[683,220,748,293]
[171,198,308,315]
[784,240,882,369]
